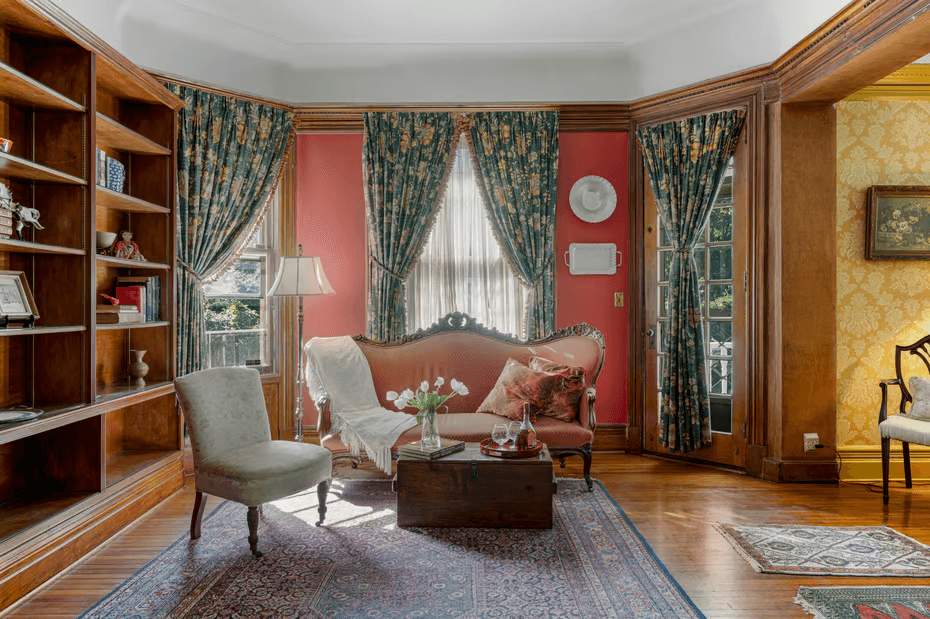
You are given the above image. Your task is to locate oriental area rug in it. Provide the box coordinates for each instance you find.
[80,479,703,618]
[714,523,930,577]
[795,586,930,619]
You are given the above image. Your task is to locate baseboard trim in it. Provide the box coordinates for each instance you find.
[762,456,838,483]
[593,424,629,452]
[837,445,930,482]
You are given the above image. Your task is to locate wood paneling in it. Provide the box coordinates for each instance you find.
[845,64,930,101]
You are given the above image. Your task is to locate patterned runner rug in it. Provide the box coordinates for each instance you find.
[796,586,930,619]
[715,523,930,576]
[80,479,703,618]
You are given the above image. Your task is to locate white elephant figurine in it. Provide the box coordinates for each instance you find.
[13,205,44,241]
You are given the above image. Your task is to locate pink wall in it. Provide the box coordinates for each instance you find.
[295,132,630,424]
[555,133,629,424]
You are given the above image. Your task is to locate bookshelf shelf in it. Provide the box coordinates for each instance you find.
[96,321,169,331]
[96,255,170,270]
[0,152,86,185]
[0,239,84,255]
[95,187,170,214]
[0,62,85,112]
[96,112,171,156]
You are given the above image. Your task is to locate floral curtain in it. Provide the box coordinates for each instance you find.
[465,111,559,340]
[166,83,294,375]
[363,112,460,342]
[637,109,745,453]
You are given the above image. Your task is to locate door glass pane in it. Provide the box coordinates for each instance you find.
[657,321,668,354]
[659,250,672,282]
[659,285,668,318]
[692,247,706,281]
[708,283,732,317]
[658,356,665,390]
[659,220,671,247]
[710,396,732,434]
[698,283,706,315]
[709,246,732,280]
[708,321,732,357]
[709,206,732,242]
[709,359,733,395]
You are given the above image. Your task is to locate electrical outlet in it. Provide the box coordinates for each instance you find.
[614,292,624,307]
[803,432,819,453]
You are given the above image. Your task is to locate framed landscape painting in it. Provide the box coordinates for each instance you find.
[866,185,930,259]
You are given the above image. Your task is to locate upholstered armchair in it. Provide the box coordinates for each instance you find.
[878,335,930,505]
[175,368,332,557]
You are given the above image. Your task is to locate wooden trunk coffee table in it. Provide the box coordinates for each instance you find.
[395,443,556,528]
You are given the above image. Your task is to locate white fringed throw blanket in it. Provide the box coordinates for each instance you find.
[305,336,417,473]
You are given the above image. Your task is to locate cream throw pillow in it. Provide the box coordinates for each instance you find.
[908,376,930,419]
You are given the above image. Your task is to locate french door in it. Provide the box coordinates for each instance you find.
[643,140,748,468]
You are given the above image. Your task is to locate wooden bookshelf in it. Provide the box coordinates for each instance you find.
[0,0,184,611]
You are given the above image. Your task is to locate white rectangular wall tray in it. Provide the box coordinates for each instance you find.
[564,243,622,275]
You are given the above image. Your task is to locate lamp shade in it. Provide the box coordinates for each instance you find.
[268,255,334,297]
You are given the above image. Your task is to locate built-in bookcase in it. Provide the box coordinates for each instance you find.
[0,1,184,611]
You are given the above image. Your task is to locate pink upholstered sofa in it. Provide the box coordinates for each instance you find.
[310,312,605,490]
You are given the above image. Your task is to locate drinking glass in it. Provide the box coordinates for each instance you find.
[491,424,509,447]
[507,421,521,444]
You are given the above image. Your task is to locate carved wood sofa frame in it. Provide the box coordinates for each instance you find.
[879,334,930,504]
[310,312,606,490]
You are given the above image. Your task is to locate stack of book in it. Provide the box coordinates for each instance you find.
[0,208,12,240]
[397,438,465,460]
[96,304,143,324]
[115,275,161,322]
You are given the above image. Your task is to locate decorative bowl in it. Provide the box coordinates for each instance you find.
[96,231,117,251]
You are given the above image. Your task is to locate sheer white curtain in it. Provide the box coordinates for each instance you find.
[406,136,527,337]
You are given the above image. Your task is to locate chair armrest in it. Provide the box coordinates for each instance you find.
[578,387,596,432]
[315,396,332,436]
[879,378,902,424]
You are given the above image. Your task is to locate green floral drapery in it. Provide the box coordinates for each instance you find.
[466,111,559,340]
[637,109,745,453]
[363,112,460,342]
[167,83,294,375]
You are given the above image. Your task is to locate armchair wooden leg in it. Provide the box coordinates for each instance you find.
[903,442,913,488]
[881,437,890,505]
[247,506,262,558]
[191,491,206,540]
[316,480,329,527]
[581,445,593,492]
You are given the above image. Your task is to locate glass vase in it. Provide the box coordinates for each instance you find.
[420,407,441,449]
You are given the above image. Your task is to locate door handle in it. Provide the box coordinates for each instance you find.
[646,328,656,350]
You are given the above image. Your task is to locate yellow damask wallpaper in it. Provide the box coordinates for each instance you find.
[837,100,930,447]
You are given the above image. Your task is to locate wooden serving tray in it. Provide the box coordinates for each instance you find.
[479,438,545,459]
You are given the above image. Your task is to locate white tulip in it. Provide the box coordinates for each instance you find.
[434,377,445,387]
[394,398,408,410]
[386,391,399,401]
[420,381,429,392]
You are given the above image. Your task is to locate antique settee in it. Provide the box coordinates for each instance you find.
[307,313,605,490]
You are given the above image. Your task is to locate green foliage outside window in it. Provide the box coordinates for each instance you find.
[205,298,261,331]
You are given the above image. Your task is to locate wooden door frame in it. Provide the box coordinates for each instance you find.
[628,93,766,469]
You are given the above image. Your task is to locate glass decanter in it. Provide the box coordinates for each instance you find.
[516,402,537,450]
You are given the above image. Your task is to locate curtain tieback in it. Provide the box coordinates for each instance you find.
[674,248,691,255]
[177,259,205,286]
[530,254,554,286]
[370,256,405,282]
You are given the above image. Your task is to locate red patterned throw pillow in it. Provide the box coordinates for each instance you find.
[476,358,559,422]
[529,356,586,423]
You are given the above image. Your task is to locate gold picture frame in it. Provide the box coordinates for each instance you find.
[866,185,930,260]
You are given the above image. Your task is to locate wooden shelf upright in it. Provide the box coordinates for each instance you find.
[0,0,184,612]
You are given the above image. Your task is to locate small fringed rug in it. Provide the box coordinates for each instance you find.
[715,523,930,576]
[80,479,703,618]
[796,586,930,619]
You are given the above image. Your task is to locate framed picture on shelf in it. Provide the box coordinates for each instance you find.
[0,270,38,327]
[867,185,930,259]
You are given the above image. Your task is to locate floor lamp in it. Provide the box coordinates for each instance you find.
[268,244,334,441]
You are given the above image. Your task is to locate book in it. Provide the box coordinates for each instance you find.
[115,285,145,317]
[96,304,139,313]
[397,439,465,460]
[96,311,144,324]
[116,275,161,321]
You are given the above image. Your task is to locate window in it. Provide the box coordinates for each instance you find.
[405,136,527,337]
[203,188,280,370]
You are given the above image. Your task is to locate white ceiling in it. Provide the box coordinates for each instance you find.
[55,0,873,103]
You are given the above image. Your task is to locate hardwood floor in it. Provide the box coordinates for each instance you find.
[4,454,929,618]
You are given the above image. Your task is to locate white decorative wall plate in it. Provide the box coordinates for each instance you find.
[564,243,622,275]
[569,175,617,223]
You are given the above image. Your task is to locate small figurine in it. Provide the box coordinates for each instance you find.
[0,183,12,211]
[113,230,146,262]
[13,205,44,241]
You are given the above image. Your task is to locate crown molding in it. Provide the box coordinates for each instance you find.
[844,64,930,100]
[145,70,294,111]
